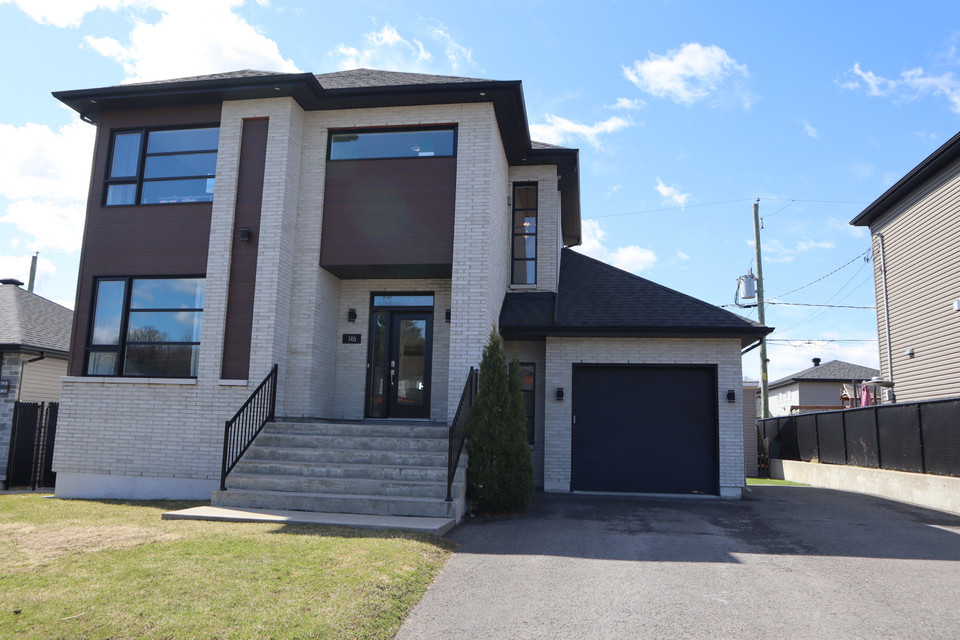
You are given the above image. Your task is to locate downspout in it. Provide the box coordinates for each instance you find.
[875,233,895,402]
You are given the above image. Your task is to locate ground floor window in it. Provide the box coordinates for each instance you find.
[85,277,204,377]
[519,362,535,445]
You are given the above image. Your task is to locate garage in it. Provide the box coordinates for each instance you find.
[571,365,719,495]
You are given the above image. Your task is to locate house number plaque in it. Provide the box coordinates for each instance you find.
[342,334,362,344]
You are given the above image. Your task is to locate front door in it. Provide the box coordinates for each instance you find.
[366,295,433,419]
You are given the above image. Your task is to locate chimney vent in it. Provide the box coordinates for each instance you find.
[812,358,821,367]
[1,278,24,287]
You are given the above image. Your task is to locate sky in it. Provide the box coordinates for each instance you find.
[2,0,960,382]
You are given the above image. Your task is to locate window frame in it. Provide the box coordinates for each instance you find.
[103,124,220,206]
[519,362,536,446]
[511,182,538,285]
[326,125,458,161]
[84,275,205,378]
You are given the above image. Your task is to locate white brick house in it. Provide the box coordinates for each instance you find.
[51,69,769,515]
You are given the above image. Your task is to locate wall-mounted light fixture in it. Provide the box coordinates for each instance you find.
[347,309,357,322]
[445,309,451,323]
[726,390,736,403]
[556,387,564,400]
[239,226,252,242]
[0,379,8,395]
[905,348,915,358]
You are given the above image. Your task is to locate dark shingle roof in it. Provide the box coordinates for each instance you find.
[0,282,72,354]
[500,249,771,346]
[121,69,290,87]
[768,360,879,389]
[315,68,489,89]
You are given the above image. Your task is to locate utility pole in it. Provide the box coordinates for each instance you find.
[753,199,770,419]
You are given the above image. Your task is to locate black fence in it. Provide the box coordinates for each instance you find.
[5,401,58,489]
[758,397,960,477]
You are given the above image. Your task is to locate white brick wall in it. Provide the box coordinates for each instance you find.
[507,166,561,293]
[542,337,745,496]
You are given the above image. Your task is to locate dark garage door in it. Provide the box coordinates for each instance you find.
[571,365,718,495]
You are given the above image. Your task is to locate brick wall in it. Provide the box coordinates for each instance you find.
[0,352,25,481]
[542,336,745,495]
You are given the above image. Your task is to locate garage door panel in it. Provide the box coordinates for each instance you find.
[572,365,718,494]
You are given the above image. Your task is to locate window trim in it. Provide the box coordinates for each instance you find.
[326,125,458,162]
[84,275,205,378]
[519,361,536,446]
[103,124,219,207]
[511,182,538,285]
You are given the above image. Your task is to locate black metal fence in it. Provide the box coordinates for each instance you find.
[5,401,58,489]
[447,367,478,502]
[758,397,960,477]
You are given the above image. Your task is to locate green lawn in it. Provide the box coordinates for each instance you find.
[0,494,453,639]
[746,477,807,486]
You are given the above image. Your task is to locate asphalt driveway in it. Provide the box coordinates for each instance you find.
[396,486,960,639]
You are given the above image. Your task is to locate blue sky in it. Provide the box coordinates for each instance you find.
[2,0,960,381]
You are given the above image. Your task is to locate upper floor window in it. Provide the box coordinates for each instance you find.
[105,126,219,205]
[328,127,456,160]
[86,276,205,377]
[511,183,538,285]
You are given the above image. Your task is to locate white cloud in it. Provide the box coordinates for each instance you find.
[575,219,657,273]
[753,236,836,263]
[622,42,748,105]
[607,97,645,110]
[796,239,835,252]
[675,250,690,261]
[654,178,690,207]
[0,253,57,288]
[529,114,631,151]
[0,119,93,254]
[330,23,477,74]
[799,119,820,139]
[827,218,868,238]
[843,62,960,114]
[916,131,939,144]
[604,184,621,198]
[81,0,298,82]
[0,0,133,28]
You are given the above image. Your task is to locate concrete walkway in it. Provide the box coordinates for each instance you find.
[397,487,960,639]
[162,505,456,535]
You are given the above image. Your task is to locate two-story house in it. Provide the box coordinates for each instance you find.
[52,69,769,520]
[851,130,960,403]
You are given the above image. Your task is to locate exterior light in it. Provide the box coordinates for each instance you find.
[347,309,357,322]
[556,387,564,400]
[726,390,736,403]
[239,227,252,242]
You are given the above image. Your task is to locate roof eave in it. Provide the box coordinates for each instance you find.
[851,129,960,227]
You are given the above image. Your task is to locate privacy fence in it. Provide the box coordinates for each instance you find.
[758,397,960,478]
[4,401,58,489]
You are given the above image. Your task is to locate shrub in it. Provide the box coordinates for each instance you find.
[465,328,535,513]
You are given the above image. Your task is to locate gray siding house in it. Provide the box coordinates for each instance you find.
[852,131,960,403]
[766,359,879,416]
[51,69,769,520]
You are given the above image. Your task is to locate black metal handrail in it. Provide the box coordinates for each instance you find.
[220,364,278,491]
[446,367,478,501]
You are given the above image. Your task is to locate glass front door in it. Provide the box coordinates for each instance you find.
[366,305,433,419]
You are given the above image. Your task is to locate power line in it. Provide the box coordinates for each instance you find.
[768,338,878,343]
[766,301,875,310]
[769,249,871,299]
[583,198,751,220]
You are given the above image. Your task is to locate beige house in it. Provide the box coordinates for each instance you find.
[851,131,960,403]
[51,69,768,520]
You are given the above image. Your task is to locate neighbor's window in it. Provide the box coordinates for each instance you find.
[86,277,205,377]
[328,128,456,160]
[105,126,219,205]
[511,183,537,284]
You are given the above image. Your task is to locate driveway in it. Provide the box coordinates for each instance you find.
[397,486,960,639]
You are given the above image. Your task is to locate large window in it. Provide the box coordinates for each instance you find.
[512,183,538,284]
[105,126,219,205]
[328,127,456,160]
[86,277,205,377]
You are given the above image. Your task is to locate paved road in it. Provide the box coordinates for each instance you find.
[397,486,960,639]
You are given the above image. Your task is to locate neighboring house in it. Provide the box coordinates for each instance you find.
[766,359,879,416]
[51,69,769,516]
[743,381,758,476]
[851,131,960,403]
[0,278,72,483]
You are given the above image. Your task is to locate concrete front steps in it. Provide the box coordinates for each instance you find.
[211,420,467,522]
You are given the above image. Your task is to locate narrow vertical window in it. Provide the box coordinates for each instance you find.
[512,183,537,284]
[520,363,536,445]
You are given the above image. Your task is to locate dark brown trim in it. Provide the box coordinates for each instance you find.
[221,118,268,380]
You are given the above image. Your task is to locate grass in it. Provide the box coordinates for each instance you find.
[0,494,453,639]
[746,477,807,486]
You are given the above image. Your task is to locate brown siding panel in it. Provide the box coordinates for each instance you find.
[68,105,221,376]
[221,118,268,380]
[319,157,456,275]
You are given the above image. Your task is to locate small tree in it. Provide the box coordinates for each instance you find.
[466,328,535,513]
